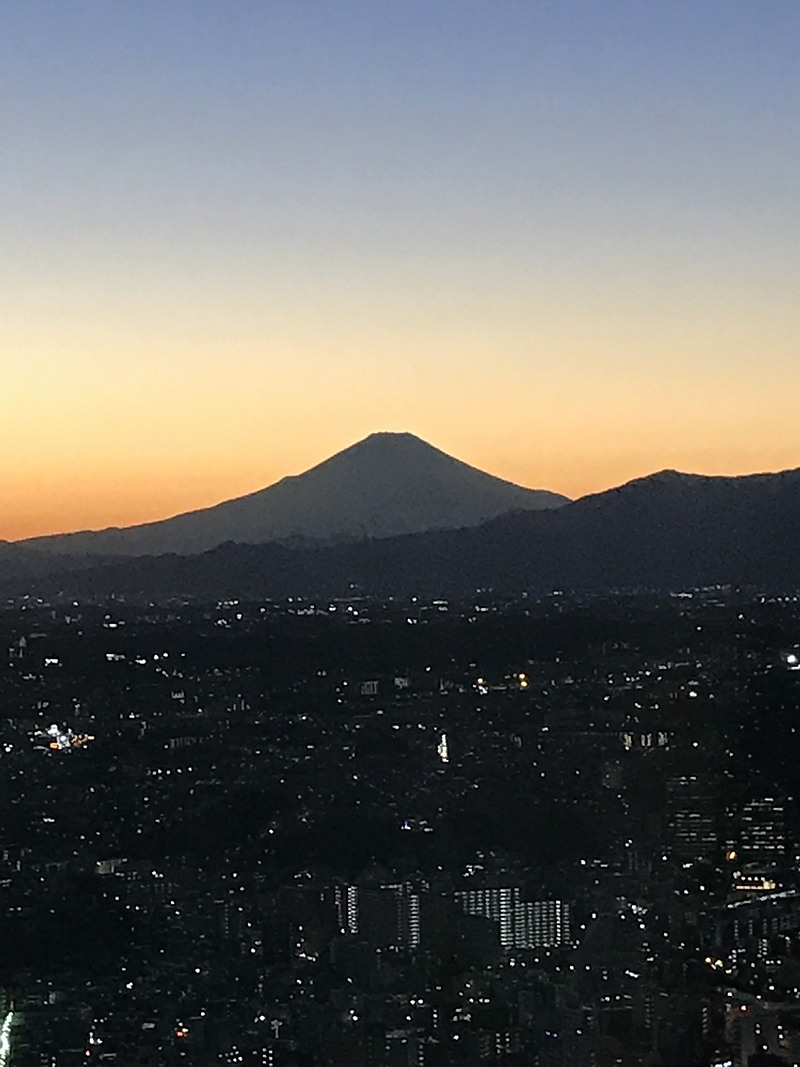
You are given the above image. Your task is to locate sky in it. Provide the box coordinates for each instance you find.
[2,0,800,540]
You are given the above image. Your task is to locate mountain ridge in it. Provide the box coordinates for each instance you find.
[11,432,568,558]
[6,463,800,599]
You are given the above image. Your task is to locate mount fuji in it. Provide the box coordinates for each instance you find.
[11,433,568,560]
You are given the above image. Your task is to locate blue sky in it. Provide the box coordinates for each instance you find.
[3,1,800,536]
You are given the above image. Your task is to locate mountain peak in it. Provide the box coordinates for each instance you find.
[360,430,419,443]
[313,430,438,464]
[18,433,568,558]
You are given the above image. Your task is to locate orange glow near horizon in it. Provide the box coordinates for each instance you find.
[4,368,800,542]
[3,265,800,540]
[4,5,800,542]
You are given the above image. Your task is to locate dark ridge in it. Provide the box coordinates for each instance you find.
[5,466,800,600]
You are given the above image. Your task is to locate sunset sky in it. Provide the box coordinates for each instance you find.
[3,1,800,541]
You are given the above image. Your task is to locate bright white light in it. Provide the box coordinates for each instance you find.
[0,1011,14,1067]
[437,733,449,763]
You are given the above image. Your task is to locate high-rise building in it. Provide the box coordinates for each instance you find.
[739,797,787,865]
[334,884,359,935]
[514,900,571,949]
[455,887,517,948]
[667,774,719,862]
[454,888,570,950]
[383,883,421,950]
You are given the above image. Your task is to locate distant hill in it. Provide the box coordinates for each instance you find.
[9,432,567,560]
[8,465,800,600]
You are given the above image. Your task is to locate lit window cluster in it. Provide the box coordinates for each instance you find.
[36,724,95,752]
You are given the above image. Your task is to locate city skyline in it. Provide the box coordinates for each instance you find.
[3,1,800,540]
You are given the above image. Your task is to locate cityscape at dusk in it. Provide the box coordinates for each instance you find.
[3,4,800,1067]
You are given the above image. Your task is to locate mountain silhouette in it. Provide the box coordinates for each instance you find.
[10,432,567,560]
[7,464,800,599]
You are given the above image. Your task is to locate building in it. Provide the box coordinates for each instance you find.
[455,888,570,950]
[739,797,787,865]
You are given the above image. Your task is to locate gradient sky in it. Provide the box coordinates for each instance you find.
[3,1,800,540]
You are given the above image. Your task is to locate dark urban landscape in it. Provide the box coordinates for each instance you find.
[1,588,799,1066]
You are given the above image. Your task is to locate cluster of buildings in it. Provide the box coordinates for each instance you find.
[0,590,799,1065]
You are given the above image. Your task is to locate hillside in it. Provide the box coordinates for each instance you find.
[11,433,567,560]
[9,465,800,600]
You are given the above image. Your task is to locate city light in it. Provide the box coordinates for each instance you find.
[35,724,95,753]
[4,587,800,1062]
[0,1011,13,1067]
[437,733,449,764]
